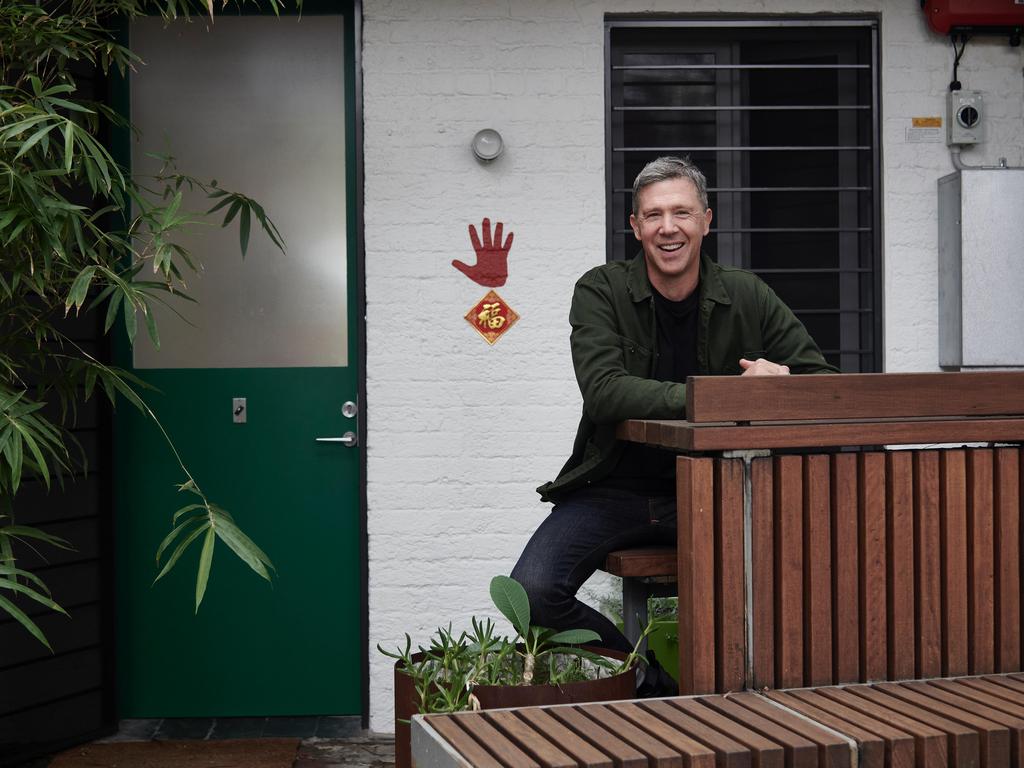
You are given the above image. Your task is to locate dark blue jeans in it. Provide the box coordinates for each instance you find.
[510,486,676,653]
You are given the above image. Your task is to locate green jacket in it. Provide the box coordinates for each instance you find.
[537,252,837,502]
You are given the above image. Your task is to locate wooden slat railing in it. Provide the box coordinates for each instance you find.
[676,447,1024,695]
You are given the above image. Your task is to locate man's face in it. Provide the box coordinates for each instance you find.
[629,177,712,297]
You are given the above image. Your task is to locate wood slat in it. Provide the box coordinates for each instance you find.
[968,449,996,675]
[716,459,746,692]
[901,680,1022,767]
[669,699,785,768]
[954,677,1024,716]
[752,457,775,690]
[915,451,943,679]
[859,452,887,682]
[728,693,851,768]
[685,372,1024,423]
[831,454,860,684]
[785,689,917,768]
[578,704,683,768]
[451,713,542,768]
[678,457,717,694]
[862,684,989,768]
[515,709,614,768]
[604,547,677,579]
[548,706,648,768]
[994,448,1021,673]
[814,687,948,768]
[640,700,753,768]
[426,715,507,768]
[775,456,804,688]
[609,702,717,768]
[942,451,970,677]
[887,451,915,681]
[617,417,1024,453]
[698,696,818,768]
[764,691,887,768]
[803,455,833,687]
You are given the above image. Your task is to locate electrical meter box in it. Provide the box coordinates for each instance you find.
[938,169,1024,368]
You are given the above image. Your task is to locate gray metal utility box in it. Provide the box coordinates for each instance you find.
[938,169,1024,369]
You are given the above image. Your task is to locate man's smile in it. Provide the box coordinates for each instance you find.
[657,242,684,252]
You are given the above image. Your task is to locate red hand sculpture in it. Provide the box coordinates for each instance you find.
[452,218,514,287]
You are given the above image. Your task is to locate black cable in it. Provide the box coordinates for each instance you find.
[949,33,968,91]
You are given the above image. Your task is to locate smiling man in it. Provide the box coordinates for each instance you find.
[512,156,837,697]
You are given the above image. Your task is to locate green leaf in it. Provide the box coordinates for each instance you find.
[154,521,209,583]
[155,517,202,564]
[123,293,138,342]
[66,265,96,313]
[239,205,251,256]
[0,576,68,615]
[0,592,51,651]
[213,514,274,581]
[546,628,602,645]
[489,575,530,638]
[195,526,215,612]
[0,525,72,550]
[142,305,160,349]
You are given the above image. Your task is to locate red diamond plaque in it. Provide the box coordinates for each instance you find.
[465,290,519,345]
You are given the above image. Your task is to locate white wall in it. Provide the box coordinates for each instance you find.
[362,0,1024,731]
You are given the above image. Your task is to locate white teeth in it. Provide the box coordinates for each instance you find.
[659,243,683,252]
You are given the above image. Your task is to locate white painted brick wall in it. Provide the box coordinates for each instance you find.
[363,0,1024,731]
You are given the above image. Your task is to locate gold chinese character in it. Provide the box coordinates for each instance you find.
[477,302,506,329]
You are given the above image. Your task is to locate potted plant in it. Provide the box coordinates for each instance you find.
[379,576,648,768]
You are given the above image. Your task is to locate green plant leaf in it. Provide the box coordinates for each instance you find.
[0,592,51,651]
[154,520,209,583]
[0,575,68,615]
[212,513,274,581]
[195,526,215,611]
[489,575,530,638]
[546,628,601,646]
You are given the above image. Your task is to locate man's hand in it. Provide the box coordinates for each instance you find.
[452,217,514,287]
[739,358,790,376]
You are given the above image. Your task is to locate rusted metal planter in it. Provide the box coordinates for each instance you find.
[393,647,635,768]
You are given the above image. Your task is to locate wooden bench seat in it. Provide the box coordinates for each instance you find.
[413,674,1024,768]
[603,547,678,652]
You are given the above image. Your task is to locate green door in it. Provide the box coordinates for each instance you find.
[115,8,362,716]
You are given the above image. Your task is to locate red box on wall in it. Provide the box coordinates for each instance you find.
[922,0,1024,35]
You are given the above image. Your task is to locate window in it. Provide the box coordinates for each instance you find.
[606,18,881,372]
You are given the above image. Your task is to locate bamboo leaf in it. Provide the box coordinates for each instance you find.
[195,526,215,611]
[154,521,209,583]
[0,592,51,651]
[0,525,72,550]
[212,514,274,581]
[239,205,251,255]
[65,265,96,313]
[155,517,202,564]
[0,576,68,615]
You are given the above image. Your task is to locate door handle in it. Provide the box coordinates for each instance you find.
[316,432,358,447]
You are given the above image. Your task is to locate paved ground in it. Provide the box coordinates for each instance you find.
[17,720,396,768]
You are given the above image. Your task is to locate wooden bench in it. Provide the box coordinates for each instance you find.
[413,676,1024,768]
[413,373,1024,768]
[603,547,677,651]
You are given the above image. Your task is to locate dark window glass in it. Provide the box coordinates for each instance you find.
[607,19,882,372]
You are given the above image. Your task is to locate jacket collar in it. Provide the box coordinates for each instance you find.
[626,251,732,305]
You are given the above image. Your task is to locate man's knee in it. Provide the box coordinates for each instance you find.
[509,566,571,624]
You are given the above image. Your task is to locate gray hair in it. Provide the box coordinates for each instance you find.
[631,155,709,215]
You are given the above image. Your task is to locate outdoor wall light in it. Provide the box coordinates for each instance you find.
[471,128,504,162]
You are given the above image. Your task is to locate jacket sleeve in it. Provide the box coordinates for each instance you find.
[569,273,687,424]
[758,282,840,374]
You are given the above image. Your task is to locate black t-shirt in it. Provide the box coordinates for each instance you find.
[600,284,700,494]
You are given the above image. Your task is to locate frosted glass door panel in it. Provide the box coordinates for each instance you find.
[131,17,347,368]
